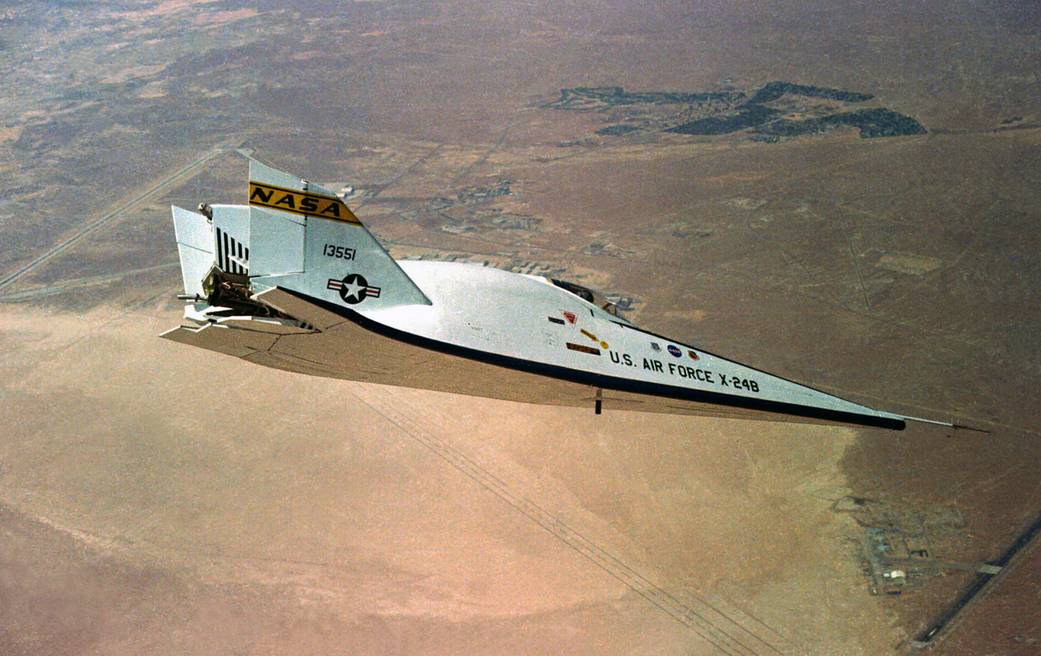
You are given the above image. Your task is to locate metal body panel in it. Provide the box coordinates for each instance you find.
[210,204,250,275]
[162,158,911,430]
[364,261,904,426]
[216,316,314,335]
[160,321,280,359]
[161,287,902,428]
[249,207,304,277]
[171,206,213,297]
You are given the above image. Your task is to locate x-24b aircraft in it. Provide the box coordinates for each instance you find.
[162,159,949,431]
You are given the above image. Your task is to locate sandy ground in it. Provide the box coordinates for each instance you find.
[0,304,903,655]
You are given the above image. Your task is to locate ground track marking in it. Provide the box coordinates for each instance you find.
[351,384,791,656]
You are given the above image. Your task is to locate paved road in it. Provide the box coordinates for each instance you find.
[0,145,234,293]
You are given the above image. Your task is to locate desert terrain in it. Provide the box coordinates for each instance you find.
[2,2,1040,654]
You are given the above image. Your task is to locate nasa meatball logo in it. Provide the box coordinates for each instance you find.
[667,344,682,357]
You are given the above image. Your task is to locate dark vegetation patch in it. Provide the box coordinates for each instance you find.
[667,104,781,135]
[758,108,927,139]
[748,80,874,104]
[550,80,925,141]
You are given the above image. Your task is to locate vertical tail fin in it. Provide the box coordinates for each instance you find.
[245,159,430,309]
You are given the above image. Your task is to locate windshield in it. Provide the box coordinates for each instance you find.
[550,278,622,317]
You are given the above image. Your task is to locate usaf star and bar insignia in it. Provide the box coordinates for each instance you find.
[327,274,382,305]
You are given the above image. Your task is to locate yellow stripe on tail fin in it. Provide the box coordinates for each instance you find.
[247,180,362,224]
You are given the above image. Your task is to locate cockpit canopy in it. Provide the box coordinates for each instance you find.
[550,278,623,317]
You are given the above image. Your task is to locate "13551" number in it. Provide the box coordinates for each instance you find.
[322,243,356,260]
